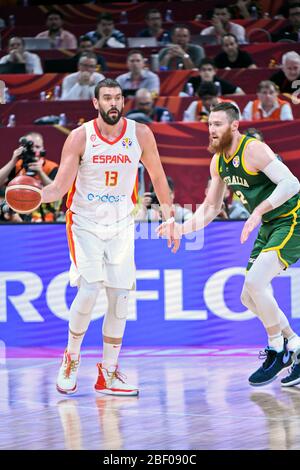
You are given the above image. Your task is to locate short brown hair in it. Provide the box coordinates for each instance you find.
[257,80,278,93]
[210,102,239,122]
[127,49,144,60]
[94,78,122,99]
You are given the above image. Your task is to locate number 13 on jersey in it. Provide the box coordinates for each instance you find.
[105,171,118,187]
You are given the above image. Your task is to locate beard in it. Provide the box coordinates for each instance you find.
[208,126,233,154]
[99,106,123,125]
[49,26,60,33]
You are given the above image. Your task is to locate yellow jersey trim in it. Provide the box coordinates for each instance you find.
[261,206,298,268]
[277,250,289,268]
[215,153,220,175]
[264,198,300,223]
[222,135,246,164]
[261,248,289,268]
[276,198,300,219]
[241,138,259,176]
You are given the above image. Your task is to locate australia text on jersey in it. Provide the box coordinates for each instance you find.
[223,175,250,187]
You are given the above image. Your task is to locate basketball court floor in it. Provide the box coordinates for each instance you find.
[1,347,300,450]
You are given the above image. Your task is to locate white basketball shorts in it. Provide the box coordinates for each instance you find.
[66,210,136,289]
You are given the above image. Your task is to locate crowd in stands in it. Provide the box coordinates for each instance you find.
[1,1,299,223]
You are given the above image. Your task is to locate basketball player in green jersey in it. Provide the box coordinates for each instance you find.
[158,102,300,387]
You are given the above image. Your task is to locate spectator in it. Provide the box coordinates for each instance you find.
[214,33,256,69]
[68,35,107,72]
[86,12,126,48]
[116,50,160,97]
[36,9,77,49]
[244,127,265,141]
[0,132,61,222]
[135,176,193,222]
[182,58,245,96]
[126,88,173,122]
[183,82,240,122]
[137,8,171,44]
[231,0,262,19]
[201,4,246,44]
[0,37,43,74]
[61,52,105,100]
[158,24,205,70]
[270,51,300,93]
[274,0,300,19]
[242,80,293,121]
[272,3,300,42]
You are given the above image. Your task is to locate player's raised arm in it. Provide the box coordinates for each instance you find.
[137,123,180,253]
[240,140,300,243]
[41,126,85,203]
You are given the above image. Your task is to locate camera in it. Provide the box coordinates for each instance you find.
[146,192,160,209]
[19,137,46,176]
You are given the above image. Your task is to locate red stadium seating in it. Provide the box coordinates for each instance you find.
[0,19,288,49]
[2,93,300,126]
[0,69,279,101]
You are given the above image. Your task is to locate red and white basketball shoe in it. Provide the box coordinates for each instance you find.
[56,350,80,394]
[94,363,139,396]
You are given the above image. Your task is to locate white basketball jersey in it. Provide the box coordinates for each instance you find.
[67,118,141,224]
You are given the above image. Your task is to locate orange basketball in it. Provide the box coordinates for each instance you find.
[5,175,42,214]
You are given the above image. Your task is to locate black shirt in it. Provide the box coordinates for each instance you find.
[126,106,173,122]
[214,50,254,69]
[183,75,237,95]
[270,69,300,93]
[272,26,299,43]
[68,53,107,72]
[137,28,171,43]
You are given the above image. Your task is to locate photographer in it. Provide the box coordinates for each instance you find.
[135,176,193,222]
[0,132,60,222]
[0,132,57,186]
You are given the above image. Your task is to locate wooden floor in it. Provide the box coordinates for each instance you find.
[1,351,300,450]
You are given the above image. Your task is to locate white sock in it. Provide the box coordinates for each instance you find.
[287,333,300,352]
[67,325,88,356]
[69,352,79,361]
[268,333,284,352]
[102,342,122,372]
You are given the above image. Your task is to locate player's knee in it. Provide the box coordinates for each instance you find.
[240,286,250,308]
[103,288,129,338]
[107,288,130,319]
[73,278,102,314]
[243,275,260,298]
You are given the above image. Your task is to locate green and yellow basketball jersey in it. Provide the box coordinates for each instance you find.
[216,134,299,222]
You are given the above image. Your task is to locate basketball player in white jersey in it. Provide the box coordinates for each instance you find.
[41,78,179,396]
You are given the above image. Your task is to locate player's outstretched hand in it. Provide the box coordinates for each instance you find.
[156,221,182,253]
[240,211,262,244]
